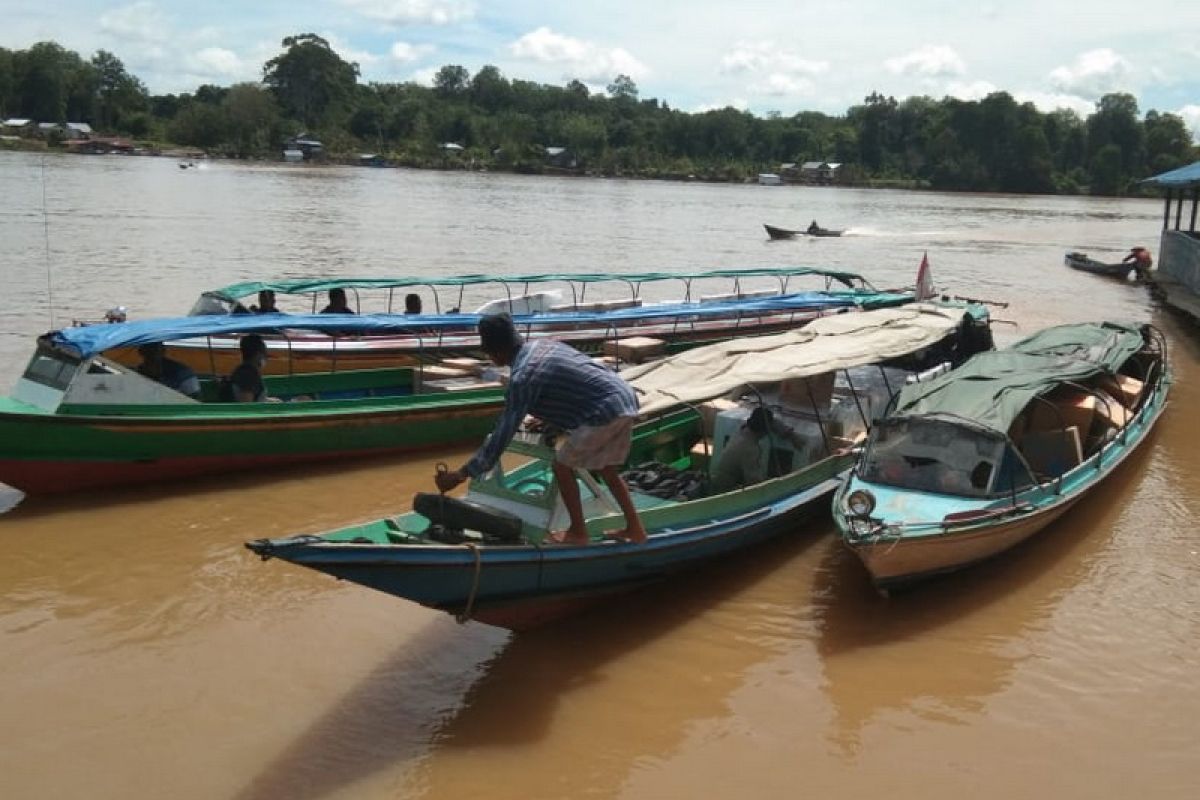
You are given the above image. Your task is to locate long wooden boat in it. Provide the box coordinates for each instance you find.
[0,316,513,495]
[764,224,845,240]
[130,268,906,375]
[1063,251,1138,278]
[246,302,992,630]
[834,321,1170,591]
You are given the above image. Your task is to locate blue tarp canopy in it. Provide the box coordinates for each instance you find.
[1142,161,1200,188]
[46,290,904,359]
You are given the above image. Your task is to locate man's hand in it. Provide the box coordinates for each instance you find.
[435,467,466,494]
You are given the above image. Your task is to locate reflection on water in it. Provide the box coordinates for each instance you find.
[811,429,1160,756]
[1,151,1199,798]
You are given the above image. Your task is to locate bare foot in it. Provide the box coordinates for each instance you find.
[546,529,591,545]
[606,527,648,544]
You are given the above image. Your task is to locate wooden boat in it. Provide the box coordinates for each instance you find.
[246,302,993,630]
[0,315,512,495]
[764,224,844,239]
[764,224,800,239]
[1063,251,1138,278]
[109,268,909,376]
[834,321,1170,591]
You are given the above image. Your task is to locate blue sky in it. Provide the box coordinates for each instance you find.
[6,1,1199,139]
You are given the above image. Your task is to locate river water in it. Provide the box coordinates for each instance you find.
[1,152,1197,799]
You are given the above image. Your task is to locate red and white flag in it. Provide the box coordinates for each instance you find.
[915,251,934,300]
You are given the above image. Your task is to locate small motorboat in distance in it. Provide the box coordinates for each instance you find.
[764,224,800,239]
[1063,251,1139,278]
[763,223,845,240]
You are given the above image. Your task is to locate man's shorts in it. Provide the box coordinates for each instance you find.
[556,415,636,470]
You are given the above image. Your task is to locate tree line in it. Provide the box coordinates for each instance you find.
[1,35,1196,195]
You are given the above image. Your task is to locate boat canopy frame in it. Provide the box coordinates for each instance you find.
[200,267,875,314]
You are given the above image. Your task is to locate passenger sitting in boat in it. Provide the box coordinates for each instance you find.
[320,288,356,314]
[434,313,648,546]
[1122,247,1153,276]
[251,290,281,314]
[808,220,820,233]
[404,293,422,314]
[711,407,773,493]
[136,342,201,399]
[220,334,272,402]
[710,407,807,493]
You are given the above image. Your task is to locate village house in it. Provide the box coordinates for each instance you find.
[799,161,842,185]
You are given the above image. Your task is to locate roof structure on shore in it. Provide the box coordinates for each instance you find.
[1143,160,1200,188]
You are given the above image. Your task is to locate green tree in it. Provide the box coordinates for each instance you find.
[0,48,13,117]
[91,50,147,131]
[470,65,511,113]
[1143,110,1193,174]
[607,74,638,101]
[223,83,280,156]
[434,65,470,98]
[14,42,80,121]
[263,34,359,129]
[167,102,227,148]
[1086,93,1144,194]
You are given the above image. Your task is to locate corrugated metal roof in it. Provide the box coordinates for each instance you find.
[1143,160,1200,188]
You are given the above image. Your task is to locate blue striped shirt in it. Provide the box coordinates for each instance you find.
[465,340,639,477]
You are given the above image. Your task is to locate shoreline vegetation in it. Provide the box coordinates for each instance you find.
[1,35,1195,195]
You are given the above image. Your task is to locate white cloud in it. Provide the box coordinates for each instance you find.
[411,67,438,86]
[188,47,243,78]
[884,45,966,78]
[694,98,749,113]
[751,73,815,97]
[944,80,998,101]
[390,41,435,63]
[99,1,170,43]
[340,0,474,26]
[1013,90,1096,117]
[1048,48,1131,98]
[509,27,648,83]
[1178,105,1200,142]
[719,42,827,77]
[325,35,381,67]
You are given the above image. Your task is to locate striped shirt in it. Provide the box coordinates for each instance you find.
[465,339,639,477]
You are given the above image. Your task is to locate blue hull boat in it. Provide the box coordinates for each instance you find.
[835,321,1170,590]
[247,302,992,629]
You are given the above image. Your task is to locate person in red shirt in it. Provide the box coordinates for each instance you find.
[1123,247,1153,277]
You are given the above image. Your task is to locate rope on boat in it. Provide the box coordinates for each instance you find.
[457,542,483,624]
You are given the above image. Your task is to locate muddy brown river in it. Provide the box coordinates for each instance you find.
[1,152,1196,799]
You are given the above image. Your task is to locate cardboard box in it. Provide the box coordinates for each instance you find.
[778,372,835,410]
[1026,391,1094,436]
[421,378,504,393]
[1098,375,1144,407]
[602,336,665,364]
[440,357,486,375]
[1021,425,1082,478]
[418,365,470,380]
[697,399,739,436]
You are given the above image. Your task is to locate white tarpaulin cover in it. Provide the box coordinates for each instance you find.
[626,303,969,416]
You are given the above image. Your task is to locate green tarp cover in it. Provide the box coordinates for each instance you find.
[890,321,1147,433]
[208,267,869,300]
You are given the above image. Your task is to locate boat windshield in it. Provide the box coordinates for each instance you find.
[859,417,1021,498]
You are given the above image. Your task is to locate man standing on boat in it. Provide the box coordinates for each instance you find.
[434,314,648,545]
